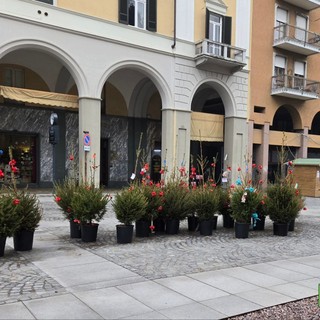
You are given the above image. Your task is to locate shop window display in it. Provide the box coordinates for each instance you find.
[0,133,37,184]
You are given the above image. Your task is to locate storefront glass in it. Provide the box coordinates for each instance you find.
[0,132,37,184]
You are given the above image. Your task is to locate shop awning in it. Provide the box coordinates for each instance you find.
[191,112,224,142]
[0,85,78,109]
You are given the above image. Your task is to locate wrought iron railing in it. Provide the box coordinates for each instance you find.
[195,39,246,64]
[274,23,320,48]
[272,74,320,95]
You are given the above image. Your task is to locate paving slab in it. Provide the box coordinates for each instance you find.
[74,287,153,319]
[268,282,318,299]
[24,293,102,319]
[43,261,139,288]
[0,302,35,319]
[219,266,287,287]
[201,294,263,318]
[188,270,260,294]
[157,302,227,319]
[235,287,294,308]
[118,281,193,310]
[244,262,313,282]
[155,275,229,301]
[268,260,320,277]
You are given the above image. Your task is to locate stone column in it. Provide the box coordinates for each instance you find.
[297,126,308,159]
[224,116,249,183]
[78,97,101,186]
[161,108,191,176]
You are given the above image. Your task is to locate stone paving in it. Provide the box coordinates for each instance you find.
[1,194,320,309]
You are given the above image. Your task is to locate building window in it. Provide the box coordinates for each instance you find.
[0,133,37,185]
[274,55,286,76]
[35,0,53,4]
[294,60,306,89]
[275,7,288,39]
[119,0,157,32]
[3,68,25,88]
[295,14,308,42]
[206,10,231,45]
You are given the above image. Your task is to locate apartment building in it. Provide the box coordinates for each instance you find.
[0,0,250,187]
[249,0,320,182]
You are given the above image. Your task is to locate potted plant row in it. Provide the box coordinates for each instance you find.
[0,147,42,256]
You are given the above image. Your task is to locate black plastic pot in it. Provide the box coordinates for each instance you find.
[165,218,180,235]
[235,222,250,239]
[70,220,81,238]
[135,219,150,237]
[81,223,99,242]
[116,224,134,244]
[273,222,289,236]
[14,229,34,251]
[199,219,213,236]
[187,216,199,231]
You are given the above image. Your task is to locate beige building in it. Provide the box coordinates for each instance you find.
[5,1,316,187]
[249,0,320,182]
[0,0,252,187]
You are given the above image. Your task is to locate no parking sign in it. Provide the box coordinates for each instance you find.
[83,132,91,152]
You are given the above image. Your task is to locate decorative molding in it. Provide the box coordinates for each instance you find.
[206,0,227,15]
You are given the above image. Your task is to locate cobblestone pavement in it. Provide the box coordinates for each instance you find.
[1,194,319,306]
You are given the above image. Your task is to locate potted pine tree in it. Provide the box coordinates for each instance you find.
[189,185,221,236]
[0,192,21,257]
[113,184,148,244]
[71,184,111,242]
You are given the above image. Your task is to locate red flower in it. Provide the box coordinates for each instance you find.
[11,166,19,173]
[288,170,293,175]
[227,166,232,171]
[55,196,62,202]
[159,191,164,197]
[211,183,217,187]
[259,179,263,184]
[230,184,235,189]
[144,163,149,171]
[295,190,300,196]
[0,170,4,178]
[92,153,96,159]
[73,219,81,224]
[157,206,163,212]
[288,161,293,166]
[237,167,241,171]
[303,207,307,210]
[258,165,263,170]
[13,199,20,205]
[140,170,145,176]
[211,163,216,167]
[149,225,155,231]
[160,169,164,174]
[9,159,16,167]
[151,191,157,197]
[69,155,74,161]
[261,200,265,205]
[252,163,256,168]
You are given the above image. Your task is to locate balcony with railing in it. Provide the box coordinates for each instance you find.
[271,74,320,100]
[195,39,246,73]
[274,23,320,55]
[282,0,320,11]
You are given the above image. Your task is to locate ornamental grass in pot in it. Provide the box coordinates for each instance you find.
[70,184,111,242]
[112,184,148,244]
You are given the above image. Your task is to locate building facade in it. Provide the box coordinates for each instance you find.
[249,0,320,182]
[0,0,258,187]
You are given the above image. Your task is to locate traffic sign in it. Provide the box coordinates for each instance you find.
[83,133,91,152]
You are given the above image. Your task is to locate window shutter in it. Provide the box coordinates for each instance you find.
[147,0,157,32]
[206,9,210,39]
[222,16,231,44]
[119,0,128,24]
